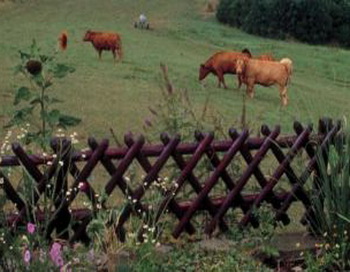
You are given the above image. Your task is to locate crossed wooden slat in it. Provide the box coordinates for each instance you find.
[172,129,250,238]
[8,139,108,240]
[115,134,196,237]
[275,121,340,225]
[197,127,281,235]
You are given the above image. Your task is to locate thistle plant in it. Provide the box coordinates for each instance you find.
[6,39,80,149]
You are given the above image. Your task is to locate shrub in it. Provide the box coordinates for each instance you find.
[216,0,252,27]
[289,0,332,44]
[216,0,350,46]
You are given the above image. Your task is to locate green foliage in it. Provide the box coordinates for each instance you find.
[306,129,350,270]
[217,0,350,46]
[289,0,332,44]
[6,39,80,148]
[128,205,279,272]
[216,0,252,28]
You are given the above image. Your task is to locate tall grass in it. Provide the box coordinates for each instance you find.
[307,126,350,270]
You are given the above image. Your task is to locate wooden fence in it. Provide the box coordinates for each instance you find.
[0,118,341,243]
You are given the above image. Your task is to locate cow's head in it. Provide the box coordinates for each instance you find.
[83,30,93,41]
[235,58,246,75]
[199,64,211,81]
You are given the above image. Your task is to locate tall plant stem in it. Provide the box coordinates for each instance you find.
[40,85,46,147]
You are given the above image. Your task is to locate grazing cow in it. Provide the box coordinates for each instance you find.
[83,30,122,61]
[58,31,68,51]
[199,51,250,89]
[236,58,293,106]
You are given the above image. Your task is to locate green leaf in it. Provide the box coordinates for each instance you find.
[6,106,34,127]
[30,95,42,106]
[50,63,75,79]
[14,87,31,105]
[58,114,81,128]
[46,109,61,126]
[18,50,31,61]
[30,39,40,56]
[337,213,350,224]
[39,54,54,63]
[42,96,64,105]
[32,73,45,87]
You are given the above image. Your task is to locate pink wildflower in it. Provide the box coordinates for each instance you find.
[50,242,64,267]
[23,249,31,264]
[27,222,36,234]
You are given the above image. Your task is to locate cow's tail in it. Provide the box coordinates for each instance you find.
[116,35,123,60]
[280,58,293,84]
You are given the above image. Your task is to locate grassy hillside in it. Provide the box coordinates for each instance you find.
[0,0,350,140]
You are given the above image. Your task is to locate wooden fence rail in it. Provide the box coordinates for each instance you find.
[0,118,341,243]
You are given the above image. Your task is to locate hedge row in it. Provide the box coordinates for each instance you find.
[216,0,350,46]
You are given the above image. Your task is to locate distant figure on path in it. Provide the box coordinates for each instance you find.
[134,13,150,29]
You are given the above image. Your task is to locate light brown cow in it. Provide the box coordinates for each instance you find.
[236,58,293,106]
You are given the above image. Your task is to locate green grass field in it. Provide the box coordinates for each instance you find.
[1,0,350,140]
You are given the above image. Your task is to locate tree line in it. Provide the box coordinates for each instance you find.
[217,0,350,46]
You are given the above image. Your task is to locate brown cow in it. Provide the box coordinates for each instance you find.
[236,58,293,106]
[83,30,122,61]
[199,51,250,89]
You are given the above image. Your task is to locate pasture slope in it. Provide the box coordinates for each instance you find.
[0,0,350,140]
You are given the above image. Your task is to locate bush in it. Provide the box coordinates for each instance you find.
[289,0,332,44]
[216,0,350,47]
[216,0,252,27]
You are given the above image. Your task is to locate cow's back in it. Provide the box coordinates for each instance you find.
[208,51,248,73]
[91,32,120,50]
[245,59,289,86]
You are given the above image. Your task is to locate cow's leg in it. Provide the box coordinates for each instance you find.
[112,50,116,62]
[246,80,255,98]
[280,86,288,106]
[98,50,102,60]
[217,76,222,88]
[237,74,243,89]
[117,47,122,61]
[217,71,227,89]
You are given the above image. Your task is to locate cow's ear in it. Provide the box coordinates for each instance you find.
[242,48,252,58]
[200,64,205,68]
